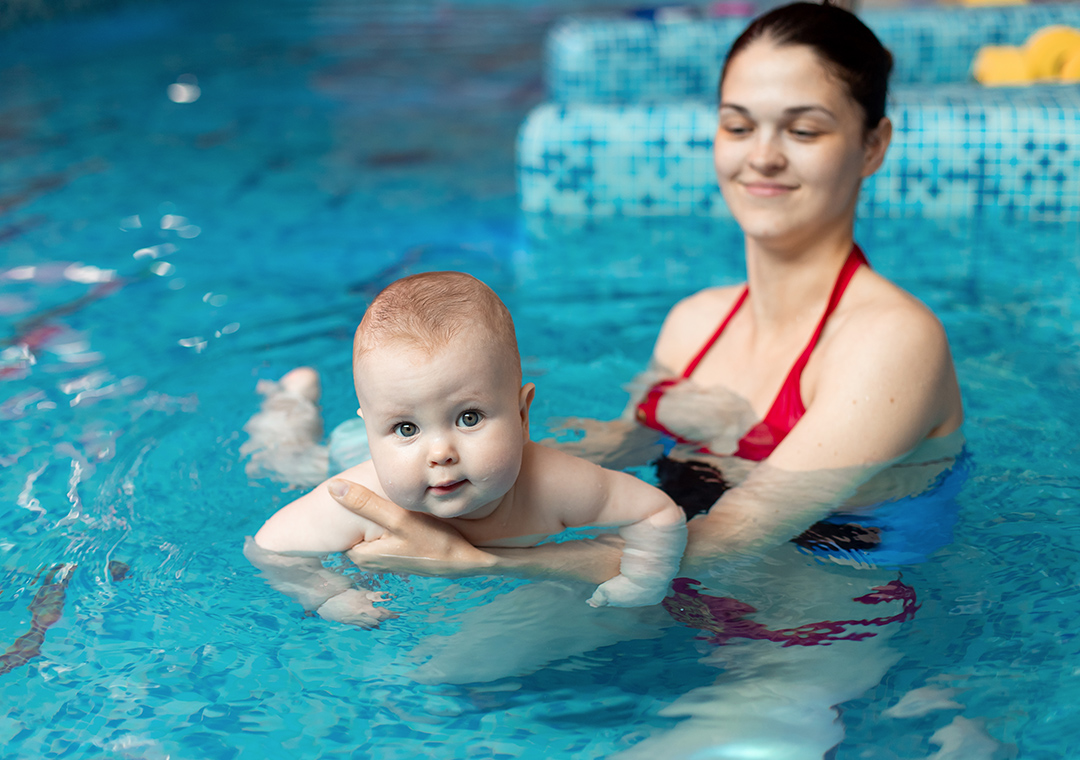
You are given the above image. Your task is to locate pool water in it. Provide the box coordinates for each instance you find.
[3,0,1080,758]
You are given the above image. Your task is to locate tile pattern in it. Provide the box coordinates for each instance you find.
[518,85,1080,220]
[547,3,1080,104]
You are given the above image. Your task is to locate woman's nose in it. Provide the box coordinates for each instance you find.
[747,132,786,175]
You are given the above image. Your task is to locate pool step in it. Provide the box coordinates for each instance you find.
[545,2,1080,104]
[518,85,1080,220]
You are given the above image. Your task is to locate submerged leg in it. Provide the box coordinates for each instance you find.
[241,367,329,487]
[613,633,901,760]
[614,544,907,760]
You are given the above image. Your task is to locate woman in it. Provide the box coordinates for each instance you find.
[321,4,969,756]
[333,2,964,580]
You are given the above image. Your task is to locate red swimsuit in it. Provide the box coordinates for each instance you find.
[635,245,868,462]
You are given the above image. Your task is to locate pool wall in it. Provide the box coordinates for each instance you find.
[518,2,1080,220]
[0,0,128,29]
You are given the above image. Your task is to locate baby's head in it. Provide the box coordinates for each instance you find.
[353,272,534,520]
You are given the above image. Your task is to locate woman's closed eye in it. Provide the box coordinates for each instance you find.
[720,121,753,137]
[457,410,483,428]
[393,421,419,438]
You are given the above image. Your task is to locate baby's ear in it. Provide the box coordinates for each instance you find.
[355,406,365,419]
[519,383,536,432]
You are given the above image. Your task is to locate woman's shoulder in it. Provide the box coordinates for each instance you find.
[671,283,745,315]
[813,267,961,428]
[834,268,949,352]
[653,284,745,368]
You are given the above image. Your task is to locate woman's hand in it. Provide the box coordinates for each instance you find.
[542,417,662,470]
[329,479,625,584]
[327,480,498,576]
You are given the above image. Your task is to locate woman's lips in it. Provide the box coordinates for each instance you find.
[428,480,466,496]
[742,181,797,197]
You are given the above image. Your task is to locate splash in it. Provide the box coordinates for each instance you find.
[662,576,919,647]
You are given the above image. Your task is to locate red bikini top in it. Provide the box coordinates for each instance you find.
[635,244,868,462]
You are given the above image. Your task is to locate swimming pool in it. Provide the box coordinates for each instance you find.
[3,0,1080,757]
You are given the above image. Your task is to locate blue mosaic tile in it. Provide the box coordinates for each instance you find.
[546,3,1080,104]
[517,85,1080,221]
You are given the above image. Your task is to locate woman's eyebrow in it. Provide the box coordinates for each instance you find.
[719,103,837,119]
[784,105,837,119]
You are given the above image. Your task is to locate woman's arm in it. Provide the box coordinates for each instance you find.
[543,287,744,470]
[544,416,664,470]
[332,479,625,584]
[679,297,964,571]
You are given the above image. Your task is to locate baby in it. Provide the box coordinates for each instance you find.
[246,271,686,625]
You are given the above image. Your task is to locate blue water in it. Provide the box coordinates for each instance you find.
[3,1,1080,758]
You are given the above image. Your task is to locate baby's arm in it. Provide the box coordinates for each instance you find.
[525,445,687,607]
[244,538,392,626]
[249,461,392,625]
[586,500,686,608]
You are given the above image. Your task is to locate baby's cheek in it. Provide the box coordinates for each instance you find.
[382,479,419,511]
[371,453,417,509]
[482,451,523,491]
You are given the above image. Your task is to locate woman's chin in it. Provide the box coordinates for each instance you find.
[735,217,804,247]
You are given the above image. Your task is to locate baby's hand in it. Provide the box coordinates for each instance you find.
[316,589,397,628]
[587,508,687,608]
[587,574,669,608]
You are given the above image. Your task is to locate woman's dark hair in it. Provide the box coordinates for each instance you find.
[720,1,893,130]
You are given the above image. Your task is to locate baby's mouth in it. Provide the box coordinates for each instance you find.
[428,479,467,496]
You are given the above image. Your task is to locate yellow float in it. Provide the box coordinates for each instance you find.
[1025,25,1080,79]
[973,45,1033,85]
[1061,47,1080,83]
[972,24,1080,85]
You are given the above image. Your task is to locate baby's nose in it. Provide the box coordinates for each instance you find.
[428,438,458,466]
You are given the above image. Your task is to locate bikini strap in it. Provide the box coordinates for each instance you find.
[682,286,749,379]
[733,243,869,461]
[634,286,747,439]
[784,244,869,381]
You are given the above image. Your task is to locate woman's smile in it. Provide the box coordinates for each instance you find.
[740,180,798,198]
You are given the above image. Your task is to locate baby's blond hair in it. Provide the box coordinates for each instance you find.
[354,271,521,383]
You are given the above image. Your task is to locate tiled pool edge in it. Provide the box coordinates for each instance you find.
[518,87,1080,220]
[546,3,1080,104]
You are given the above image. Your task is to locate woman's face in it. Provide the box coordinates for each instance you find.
[714,39,890,251]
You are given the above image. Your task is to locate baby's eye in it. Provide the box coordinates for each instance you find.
[394,422,419,438]
[457,410,483,428]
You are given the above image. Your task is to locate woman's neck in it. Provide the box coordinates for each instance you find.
[743,225,855,334]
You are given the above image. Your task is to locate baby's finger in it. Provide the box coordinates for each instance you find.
[328,479,405,531]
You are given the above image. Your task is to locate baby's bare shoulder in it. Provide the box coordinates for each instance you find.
[255,458,384,553]
[518,442,656,529]
[517,441,600,510]
[334,459,384,496]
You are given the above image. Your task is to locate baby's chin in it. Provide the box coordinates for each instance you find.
[407,492,506,521]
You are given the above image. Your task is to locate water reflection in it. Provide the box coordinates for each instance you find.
[166,75,201,104]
